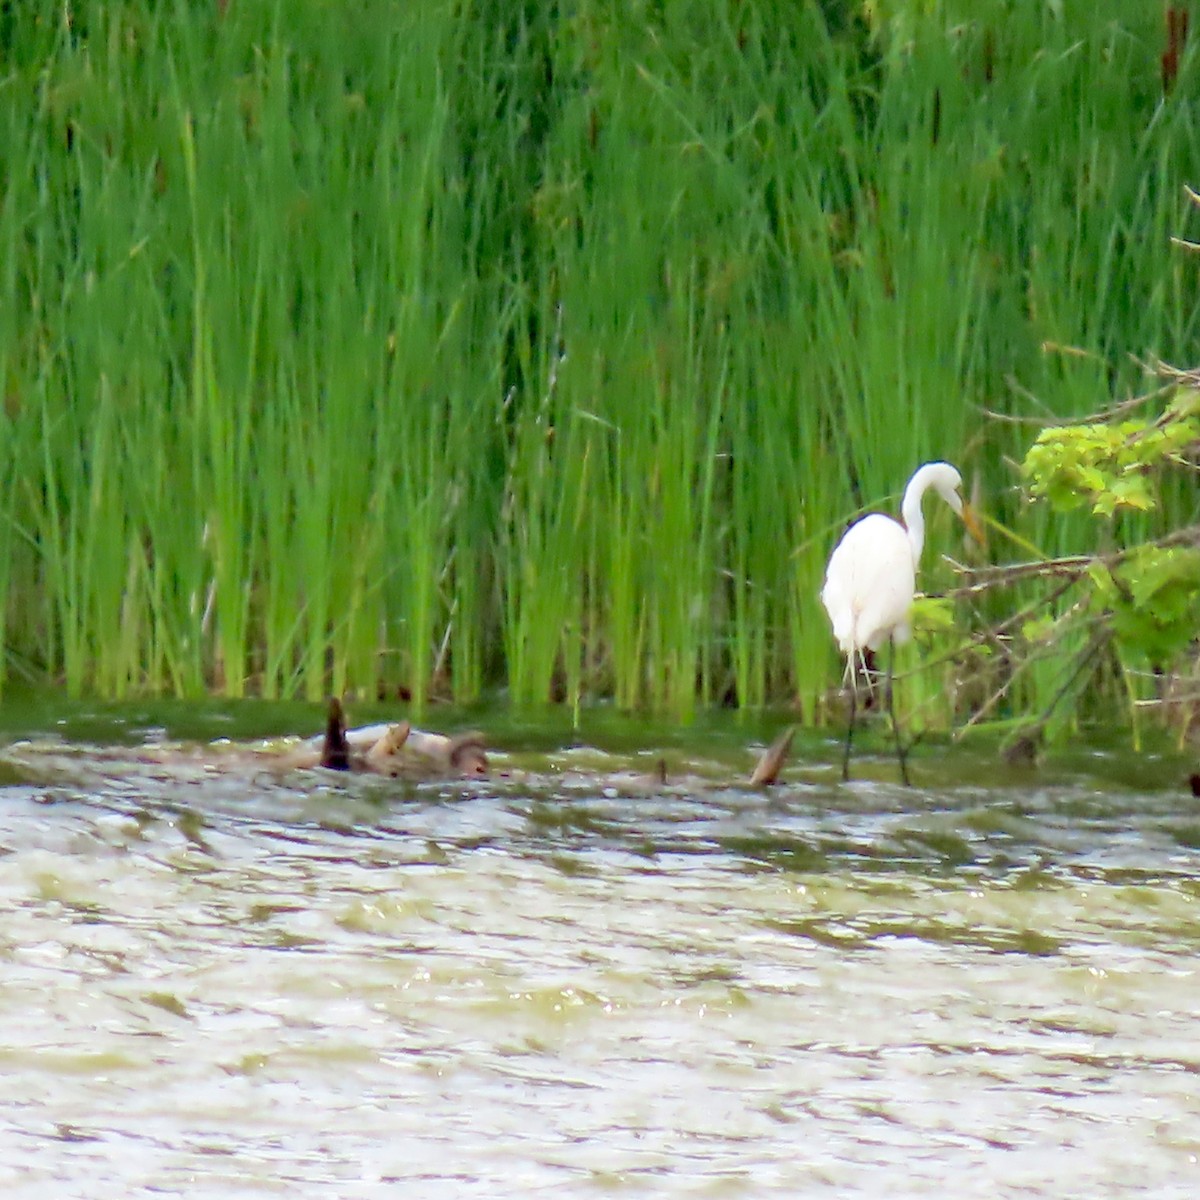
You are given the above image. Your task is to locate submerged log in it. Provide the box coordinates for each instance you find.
[199,700,798,788]
[320,698,352,770]
[270,699,417,776]
[298,700,487,779]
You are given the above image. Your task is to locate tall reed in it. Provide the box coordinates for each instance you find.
[0,1,1196,729]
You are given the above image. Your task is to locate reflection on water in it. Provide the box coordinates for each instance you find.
[0,707,1197,1197]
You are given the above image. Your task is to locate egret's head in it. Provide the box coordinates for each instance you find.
[931,464,965,513]
[929,464,985,546]
[902,461,986,553]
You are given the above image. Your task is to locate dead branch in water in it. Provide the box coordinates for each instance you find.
[750,726,795,787]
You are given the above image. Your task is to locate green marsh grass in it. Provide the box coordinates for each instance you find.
[0,1,1198,734]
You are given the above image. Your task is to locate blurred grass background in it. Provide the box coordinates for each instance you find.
[0,0,1197,727]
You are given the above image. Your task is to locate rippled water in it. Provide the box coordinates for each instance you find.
[0,705,1197,1198]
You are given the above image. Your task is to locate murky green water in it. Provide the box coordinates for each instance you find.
[0,703,1197,1198]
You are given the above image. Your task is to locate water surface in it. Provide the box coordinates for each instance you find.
[0,704,1197,1197]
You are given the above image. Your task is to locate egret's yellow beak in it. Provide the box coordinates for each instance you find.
[961,502,986,548]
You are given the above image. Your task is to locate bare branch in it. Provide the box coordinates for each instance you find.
[979,377,1174,427]
[941,523,1200,599]
[942,554,1095,594]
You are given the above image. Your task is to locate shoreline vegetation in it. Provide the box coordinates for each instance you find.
[1,2,1198,742]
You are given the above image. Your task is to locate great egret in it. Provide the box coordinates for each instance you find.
[821,461,982,785]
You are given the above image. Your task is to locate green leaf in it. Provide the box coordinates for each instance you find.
[1166,388,1200,420]
[1021,614,1056,643]
[1093,474,1154,516]
[1103,547,1200,662]
[910,595,955,633]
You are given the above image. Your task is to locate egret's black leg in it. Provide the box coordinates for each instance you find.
[841,672,857,782]
[885,641,911,787]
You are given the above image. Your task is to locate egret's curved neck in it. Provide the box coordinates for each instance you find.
[900,465,941,564]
